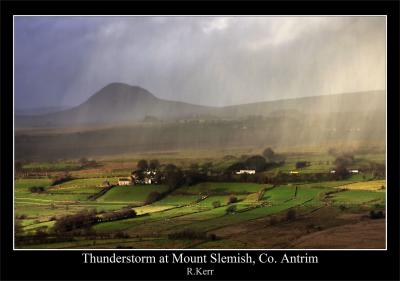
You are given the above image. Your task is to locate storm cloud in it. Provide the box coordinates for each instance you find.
[14,16,386,109]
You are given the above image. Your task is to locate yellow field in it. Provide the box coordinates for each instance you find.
[335,180,385,191]
[133,205,174,215]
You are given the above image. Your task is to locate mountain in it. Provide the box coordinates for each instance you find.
[15,82,385,128]
[15,84,385,160]
[15,83,215,127]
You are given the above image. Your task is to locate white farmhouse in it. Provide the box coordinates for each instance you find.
[236,169,256,175]
[118,178,131,186]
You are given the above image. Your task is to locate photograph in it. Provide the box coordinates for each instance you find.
[13,15,386,250]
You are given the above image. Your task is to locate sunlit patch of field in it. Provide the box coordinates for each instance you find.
[23,220,56,232]
[334,180,385,191]
[330,190,385,206]
[14,145,386,249]
[48,178,118,192]
[133,205,175,215]
[15,177,386,248]
[15,178,53,192]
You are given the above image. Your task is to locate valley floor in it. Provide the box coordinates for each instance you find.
[14,150,386,250]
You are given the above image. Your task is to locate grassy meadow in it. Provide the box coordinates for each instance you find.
[14,145,386,249]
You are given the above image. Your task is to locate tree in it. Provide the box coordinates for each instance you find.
[227,195,238,204]
[330,152,355,180]
[102,209,137,221]
[137,160,148,171]
[164,163,178,173]
[369,210,384,219]
[245,155,267,172]
[149,159,160,170]
[335,164,350,180]
[53,210,98,233]
[212,201,221,208]
[163,164,184,190]
[333,153,354,167]
[226,205,237,214]
[30,186,45,193]
[262,147,275,161]
[52,171,73,185]
[225,162,246,174]
[295,161,308,169]
[184,169,207,186]
[144,191,162,204]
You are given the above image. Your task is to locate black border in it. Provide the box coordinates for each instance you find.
[1,1,399,280]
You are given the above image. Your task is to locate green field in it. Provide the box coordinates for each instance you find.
[97,185,168,204]
[176,182,270,195]
[14,149,386,249]
[22,161,81,171]
[330,189,385,206]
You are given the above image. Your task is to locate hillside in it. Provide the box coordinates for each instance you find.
[15,106,71,116]
[15,82,385,128]
[15,83,213,127]
[219,90,385,118]
[14,84,385,160]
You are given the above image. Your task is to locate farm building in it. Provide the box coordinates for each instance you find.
[289,171,299,174]
[330,170,336,174]
[131,169,160,184]
[236,169,256,175]
[118,178,131,186]
[349,169,359,174]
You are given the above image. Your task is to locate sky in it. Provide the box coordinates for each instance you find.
[14,16,386,109]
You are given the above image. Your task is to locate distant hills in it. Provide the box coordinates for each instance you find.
[14,83,386,161]
[15,83,212,127]
[15,106,71,116]
[15,82,385,128]
[220,90,385,117]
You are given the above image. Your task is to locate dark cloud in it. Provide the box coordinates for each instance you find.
[14,16,386,109]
